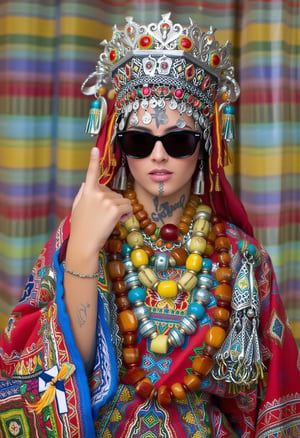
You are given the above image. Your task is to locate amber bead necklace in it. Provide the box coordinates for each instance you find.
[106,187,233,406]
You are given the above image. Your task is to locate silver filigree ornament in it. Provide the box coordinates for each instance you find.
[81,12,240,148]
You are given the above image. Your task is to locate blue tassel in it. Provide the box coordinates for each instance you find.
[221,105,236,143]
[85,97,107,136]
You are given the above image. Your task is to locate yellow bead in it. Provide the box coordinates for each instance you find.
[157,281,178,298]
[186,253,203,273]
[138,268,157,288]
[150,334,169,354]
[127,231,144,248]
[178,271,197,292]
[196,204,212,217]
[124,216,140,232]
[188,236,207,254]
[131,248,149,268]
[193,218,210,237]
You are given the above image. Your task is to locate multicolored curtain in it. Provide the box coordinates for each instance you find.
[0,0,299,345]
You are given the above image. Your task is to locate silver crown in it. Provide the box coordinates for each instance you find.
[82,13,240,145]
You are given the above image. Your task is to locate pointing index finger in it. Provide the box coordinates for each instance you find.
[85,147,100,189]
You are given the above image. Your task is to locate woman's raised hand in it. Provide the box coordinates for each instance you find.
[66,147,133,269]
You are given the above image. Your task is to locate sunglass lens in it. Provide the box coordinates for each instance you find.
[164,132,198,157]
[118,132,153,158]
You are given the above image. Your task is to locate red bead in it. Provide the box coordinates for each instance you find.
[174,89,184,99]
[179,37,193,50]
[160,224,178,242]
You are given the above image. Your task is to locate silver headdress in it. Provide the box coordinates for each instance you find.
[81,13,240,153]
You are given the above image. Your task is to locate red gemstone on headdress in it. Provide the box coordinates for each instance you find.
[185,64,195,81]
[210,53,221,67]
[125,63,132,79]
[160,224,178,242]
[202,76,211,90]
[203,107,210,116]
[178,36,193,51]
[161,23,170,29]
[142,86,151,96]
[109,49,119,63]
[174,89,184,99]
[139,35,153,49]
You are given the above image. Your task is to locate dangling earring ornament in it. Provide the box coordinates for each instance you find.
[112,153,127,191]
[193,159,205,195]
[85,95,108,136]
[221,104,236,144]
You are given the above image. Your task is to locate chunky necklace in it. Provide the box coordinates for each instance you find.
[106,188,233,406]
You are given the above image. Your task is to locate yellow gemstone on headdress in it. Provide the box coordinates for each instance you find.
[157,281,178,298]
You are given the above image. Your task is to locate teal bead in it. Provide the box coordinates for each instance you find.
[90,100,101,109]
[128,287,147,304]
[223,105,235,115]
[188,302,205,320]
[122,243,132,257]
[202,258,212,271]
[248,244,256,256]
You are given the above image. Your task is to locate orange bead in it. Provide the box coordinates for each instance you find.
[143,222,156,235]
[166,242,173,249]
[212,222,226,235]
[170,382,186,400]
[180,214,192,225]
[140,218,151,229]
[126,366,146,385]
[213,307,230,322]
[106,238,123,254]
[183,374,201,392]
[118,310,138,333]
[115,295,130,310]
[204,242,214,257]
[183,206,196,217]
[132,203,143,213]
[214,283,232,303]
[135,209,148,221]
[113,280,127,295]
[142,245,154,259]
[192,356,214,377]
[118,224,127,240]
[157,385,172,406]
[123,332,138,346]
[177,221,189,235]
[215,236,231,251]
[124,189,136,199]
[204,326,226,349]
[107,260,125,280]
[171,247,188,265]
[217,252,231,266]
[123,347,140,366]
[135,378,154,399]
[187,194,200,208]
[215,267,232,283]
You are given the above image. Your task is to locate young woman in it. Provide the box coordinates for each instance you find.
[1,14,300,437]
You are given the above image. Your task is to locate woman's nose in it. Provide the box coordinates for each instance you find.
[150,140,168,161]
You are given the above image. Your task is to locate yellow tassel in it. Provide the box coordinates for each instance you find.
[214,102,223,168]
[99,111,117,185]
[215,173,221,192]
[27,363,75,414]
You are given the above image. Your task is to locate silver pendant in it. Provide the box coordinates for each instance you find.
[118,117,125,131]
[149,97,157,108]
[142,111,152,125]
[169,99,177,110]
[157,98,165,108]
[133,101,139,111]
[141,99,149,110]
[176,115,186,129]
[159,111,169,125]
[129,112,139,126]
[186,105,193,117]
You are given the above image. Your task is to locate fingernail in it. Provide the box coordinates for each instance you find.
[91,147,98,157]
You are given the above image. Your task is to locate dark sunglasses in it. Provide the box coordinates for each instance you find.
[116,130,201,159]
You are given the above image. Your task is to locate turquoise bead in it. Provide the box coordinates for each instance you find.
[122,243,132,257]
[128,287,147,304]
[202,258,212,271]
[248,244,256,256]
[188,302,205,320]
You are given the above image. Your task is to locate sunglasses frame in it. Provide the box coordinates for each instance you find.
[116,130,202,159]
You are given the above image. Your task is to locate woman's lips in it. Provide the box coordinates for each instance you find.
[148,169,173,182]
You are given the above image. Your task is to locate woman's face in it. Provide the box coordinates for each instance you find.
[124,105,201,199]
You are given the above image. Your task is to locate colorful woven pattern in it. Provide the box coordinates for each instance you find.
[0,1,299,347]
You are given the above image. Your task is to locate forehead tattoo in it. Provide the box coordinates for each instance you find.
[151,107,169,128]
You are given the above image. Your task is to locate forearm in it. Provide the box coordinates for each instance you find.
[63,254,99,374]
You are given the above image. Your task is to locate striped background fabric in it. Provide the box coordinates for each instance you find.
[0,0,299,345]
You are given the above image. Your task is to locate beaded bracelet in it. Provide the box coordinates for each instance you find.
[63,262,100,279]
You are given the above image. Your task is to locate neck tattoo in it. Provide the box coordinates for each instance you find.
[151,195,186,224]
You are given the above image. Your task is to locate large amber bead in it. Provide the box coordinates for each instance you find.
[118,310,138,333]
[124,216,140,232]
[204,326,226,349]
[192,355,214,377]
[157,281,178,298]
[215,236,231,251]
[132,202,143,213]
[157,385,172,406]
[113,280,127,295]
[115,295,130,310]
[107,260,125,280]
[143,222,156,236]
[188,194,200,208]
[213,307,230,322]
[127,230,144,248]
[123,332,138,346]
[131,248,149,268]
[183,374,201,392]
[138,268,157,288]
[217,252,231,266]
[170,382,186,400]
[177,221,189,235]
[106,238,122,254]
[186,253,203,273]
[135,378,153,399]
[214,283,232,303]
[150,334,169,354]
[193,218,210,237]
[178,272,197,292]
[123,347,140,366]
